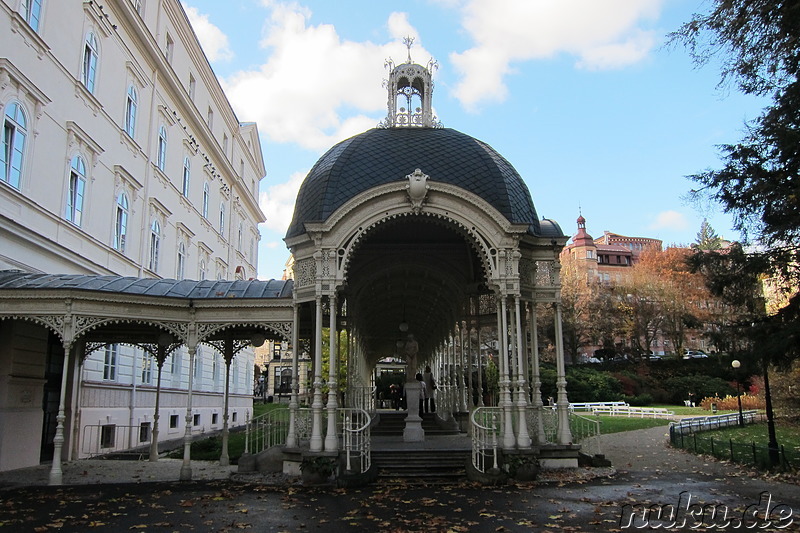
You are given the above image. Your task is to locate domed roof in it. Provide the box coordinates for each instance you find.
[286,127,559,239]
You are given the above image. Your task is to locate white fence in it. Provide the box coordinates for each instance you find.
[590,405,675,418]
[670,410,761,435]
[81,424,150,458]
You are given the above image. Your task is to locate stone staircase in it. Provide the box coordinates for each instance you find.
[371,411,460,436]
[370,411,469,482]
[372,448,470,482]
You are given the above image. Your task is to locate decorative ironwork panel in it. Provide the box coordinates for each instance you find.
[295,258,315,288]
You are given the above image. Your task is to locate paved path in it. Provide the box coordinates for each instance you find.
[0,425,797,532]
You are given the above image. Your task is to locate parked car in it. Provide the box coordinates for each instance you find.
[683,350,708,359]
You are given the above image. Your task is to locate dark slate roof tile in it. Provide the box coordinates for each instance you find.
[0,271,294,300]
[286,128,560,239]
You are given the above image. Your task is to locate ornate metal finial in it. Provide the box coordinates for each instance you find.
[403,36,415,63]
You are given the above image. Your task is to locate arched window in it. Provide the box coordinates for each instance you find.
[1,102,27,189]
[82,32,99,93]
[237,222,243,250]
[156,125,167,171]
[202,182,209,218]
[22,0,42,32]
[149,219,160,272]
[66,155,86,225]
[114,192,129,252]
[199,259,206,280]
[124,85,137,138]
[176,241,186,280]
[219,202,225,234]
[182,156,190,196]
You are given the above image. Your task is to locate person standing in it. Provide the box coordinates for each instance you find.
[416,372,428,416]
[422,366,436,413]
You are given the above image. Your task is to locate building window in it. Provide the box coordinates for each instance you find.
[100,425,116,448]
[169,415,179,429]
[66,156,87,226]
[1,102,27,189]
[124,85,137,138]
[130,0,142,15]
[273,342,281,360]
[237,223,243,250]
[182,156,190,196]
[141,353,153,384]
[103,344,118,381]
[219,203,225,234]
[193,349,200,379]
[22,0,43,32]
[222,134,228,155]
[82,32,99,94]
[207,107,214,129]
[193,414,200,426]
[165,33,174,63]
[202,182,209,218]
[114,192,128,252]
[176,242,186,280]
[170,352,180,375]
[149,219,160,272]
[139,422,151,443]
[211,355,218,383]
[232,412,237,422]
[188,74,196,100]
[199,259,206,280]
[157,125,167,171]
[212,413,218,425]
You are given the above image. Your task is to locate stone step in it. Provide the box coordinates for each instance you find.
[372,449,470,480]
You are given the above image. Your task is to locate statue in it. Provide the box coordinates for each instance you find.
[404,333,419,379]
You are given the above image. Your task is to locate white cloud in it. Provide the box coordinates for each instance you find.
[221,5,430,151]
[259,169,307,235]
[450,0,663,110]
[649,210,690,231]
[183,3,234,63]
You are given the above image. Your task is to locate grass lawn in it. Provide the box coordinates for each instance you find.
[699,421,800,454]
[671,419,800,471]
[594,416,673,434]
[651,404,738,416]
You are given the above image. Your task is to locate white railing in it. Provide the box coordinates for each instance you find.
[570,412,602,456]
[670,410,761,435]
[340,408,371,474]
[81,424,150,458]
[246,407,311,455]
[470,407,605,473]
[568,401,628,411]
[590,406,675,418]
[245,407,371,475]
[471,407,501,473]
[349,386,375,412]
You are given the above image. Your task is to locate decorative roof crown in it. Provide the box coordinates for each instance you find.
[382,37,441,128]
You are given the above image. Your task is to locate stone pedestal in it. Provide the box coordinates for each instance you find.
[403,381,425,442]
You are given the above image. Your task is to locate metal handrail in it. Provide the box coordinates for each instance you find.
[81,424,150,458]
[245,407,371,475]
[670,410,760,435]
[340,408,371,474]
[470,407,501,473]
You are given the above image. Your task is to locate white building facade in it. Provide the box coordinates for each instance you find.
[0,0,266,470]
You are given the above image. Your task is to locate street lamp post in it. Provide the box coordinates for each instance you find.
[731,360,744,427]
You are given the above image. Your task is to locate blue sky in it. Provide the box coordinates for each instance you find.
[182,0,767,280]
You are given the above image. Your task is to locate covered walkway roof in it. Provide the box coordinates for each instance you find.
[0,271,294,299]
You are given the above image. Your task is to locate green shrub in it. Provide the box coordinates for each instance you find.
[628,393,654,406]
[662,374,736,405]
